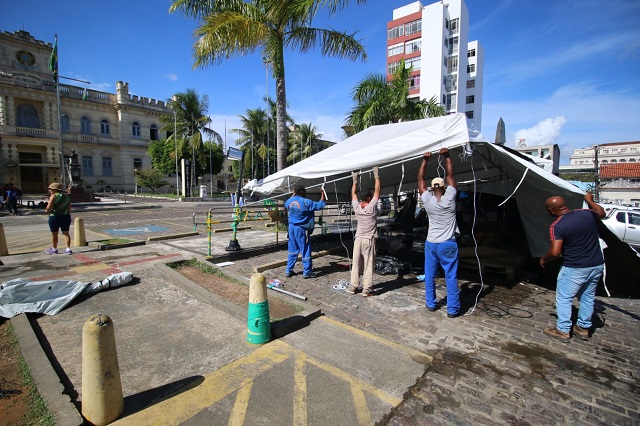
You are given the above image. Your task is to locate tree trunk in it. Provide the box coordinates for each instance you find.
[275,76,288,172]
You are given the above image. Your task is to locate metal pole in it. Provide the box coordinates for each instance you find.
[209,142,212,196]
[53,34,65,187]
[172,95,179,197]
[266,62,270,176]
[594,145,600,202]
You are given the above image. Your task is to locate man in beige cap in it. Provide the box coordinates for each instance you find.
[44,182,72,254]
[417,148,460,317]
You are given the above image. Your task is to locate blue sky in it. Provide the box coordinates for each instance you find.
[2,0,639,164]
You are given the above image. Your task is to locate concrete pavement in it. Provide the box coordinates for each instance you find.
[1,202,639,425]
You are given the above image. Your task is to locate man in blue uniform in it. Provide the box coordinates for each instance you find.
[284,184,326,278]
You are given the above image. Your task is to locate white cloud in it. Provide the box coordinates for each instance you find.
[514,116,567,147]
[165,73,178,82]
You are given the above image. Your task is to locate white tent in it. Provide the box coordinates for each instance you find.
[244,114,584,257]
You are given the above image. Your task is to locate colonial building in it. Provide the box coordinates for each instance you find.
[387,0,484,130]
[0,30,170,193]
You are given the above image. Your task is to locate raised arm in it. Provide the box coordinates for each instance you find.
[440,148,457,189]
[373,166,381,199]
[351,171,359,201]
[584,192,605,219]
[417,152,431,195]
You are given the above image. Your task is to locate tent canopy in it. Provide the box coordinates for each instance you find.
[244,114,584,257]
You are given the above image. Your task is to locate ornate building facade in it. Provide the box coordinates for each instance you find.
[0,30,170,193]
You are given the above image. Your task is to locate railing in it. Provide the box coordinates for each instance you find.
[77,134,97,143]
[16,127,46,138]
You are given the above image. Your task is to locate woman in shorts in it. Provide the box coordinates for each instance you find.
[44,182,73,255]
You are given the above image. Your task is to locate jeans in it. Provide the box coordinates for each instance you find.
[424,239,460,314]
[287,225,312,275]
[555,264,604,333]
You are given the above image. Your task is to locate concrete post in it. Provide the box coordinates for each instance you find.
[82,314,123,425]
[73,217,87,247]
[0,223,8,256]
[246,273,271,345]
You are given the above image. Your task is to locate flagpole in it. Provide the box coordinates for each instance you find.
[52,34,65,187]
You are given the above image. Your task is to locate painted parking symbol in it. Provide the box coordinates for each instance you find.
[104,225,169,235]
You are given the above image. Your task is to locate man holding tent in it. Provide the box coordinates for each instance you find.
[418,148,460,318]
[540,193,606,343]
[284,185,326,278]
[348,166,381,297]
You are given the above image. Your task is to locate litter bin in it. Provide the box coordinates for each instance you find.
[199,185,208,198]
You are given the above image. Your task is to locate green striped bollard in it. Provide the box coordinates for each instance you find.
[247,273,271,345]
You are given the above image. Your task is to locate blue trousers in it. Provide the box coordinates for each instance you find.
[287,225,312,275]
[424,239,460,315]
[555,264,603,333]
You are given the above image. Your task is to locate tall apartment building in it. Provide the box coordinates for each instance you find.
[0,30,170,193]
[387,0,484,130]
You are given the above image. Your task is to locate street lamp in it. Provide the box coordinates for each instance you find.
[172,95,179,197]
[209,141,213,196]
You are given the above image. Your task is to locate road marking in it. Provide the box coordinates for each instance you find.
[293,352,308,426]
[228,381,252,426]
[351,383,373,426]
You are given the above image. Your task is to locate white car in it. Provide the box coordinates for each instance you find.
[602,208,640,248]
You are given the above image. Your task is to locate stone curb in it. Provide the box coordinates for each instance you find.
[147,232,199,242]
[11,314,84,426]
[88,241,147,250]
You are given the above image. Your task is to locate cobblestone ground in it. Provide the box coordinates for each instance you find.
[217,238,640,426]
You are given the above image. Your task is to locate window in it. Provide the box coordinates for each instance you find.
[405,39,421,54]
[448,37,458,54]
[133,158,143,170]
[467,64,476,73]
[465,111,474,119]
[60,114,70,133]
[405,19,421,36]
[631,148,638,152]
[405,56,421,70]
[228,165,233,172]
[16,104,40,128]
[132,122,141,138]
[82,156,94,176]
[81,116,91,134]
[102,157,113,176]
[388,25,404,39]
[408,74,420,89]
[630,213,640,226]
[388,60,400,75]
[100,119,110,136]
[450,18,459,34]
[388,43,403,57]
[466,79,475,89]
[468,49,476,58]
[620,148,627,153]
[616,212,626,223]
[447,56,458,73]
[150,124,158,141]
[466,95,475,104]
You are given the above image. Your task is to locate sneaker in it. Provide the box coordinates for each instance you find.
[573,325,589,341]
[447,312,459,318]
[45,248,58,255]
[543,327,571,343]
[285,271,293,278]
[65,248,73,255]
[302,272,317,279]
[426,305,439,312]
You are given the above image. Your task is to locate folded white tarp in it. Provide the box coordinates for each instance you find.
[0,272,134,318]
[244,114,584,257]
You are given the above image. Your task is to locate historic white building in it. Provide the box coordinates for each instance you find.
[0,30,170,193]
[387,0,484,130]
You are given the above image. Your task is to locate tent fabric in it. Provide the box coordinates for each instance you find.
[243,114,584,257]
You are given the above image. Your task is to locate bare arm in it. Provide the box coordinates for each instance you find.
[44,193,56,214]
[351,171,358,201]
[373,176,381,199]
[584,192,605,219]
[417,152,430,195]
[440,148,457,189]
[540,240,563,267]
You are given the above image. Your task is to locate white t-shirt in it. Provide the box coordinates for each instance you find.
[352,197,379,239]
[420,186,457,243]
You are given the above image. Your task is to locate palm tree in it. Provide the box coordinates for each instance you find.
[160,89,222,194]
[169,0,367,172]
[287,122,325,164]
[345,60,446,134]
[231,108,268,180]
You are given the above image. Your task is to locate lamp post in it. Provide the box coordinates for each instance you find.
[209,141,213,196]
[172,95,179,197]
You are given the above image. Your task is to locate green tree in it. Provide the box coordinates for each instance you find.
[135,168,169,193]
[169,0,367,172]
[287,122,327,164]
[159,89,223,192]
[148,139,178,175]
[345,60,446,134]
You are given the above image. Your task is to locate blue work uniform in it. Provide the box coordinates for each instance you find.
[284,195,326,275]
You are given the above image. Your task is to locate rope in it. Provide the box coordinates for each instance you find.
[464,148,485,317]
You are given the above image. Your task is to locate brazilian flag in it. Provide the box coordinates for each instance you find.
[49,39,58,85]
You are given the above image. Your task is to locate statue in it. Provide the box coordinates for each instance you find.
[64,149,81,187]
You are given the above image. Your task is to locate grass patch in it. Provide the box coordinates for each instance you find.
[7,323,55,426]
[96,238,135,245]
[166,258,245,284]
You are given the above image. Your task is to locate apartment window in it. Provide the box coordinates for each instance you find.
[228,165,233,172]
[100,119,110,136]
[405,56,421,70]
[405,39,421,54]
[444,94,456,110]
[466,79,475,89]
[102,157,113,176]
[603,149,609,154]
[408,74,420,89]
[405,19,421,36]
[150,124,158,141]
[60,114,70,133]
[16,104,40,128]
[132,122,141,138]
[443,38,448,48]
[467,64,476,73]
[466,95,475,104]
[448,37,458,54]
[620,148,627,153]
[388,60,400,75]
[448,56,458,73]
[620,159,627,163]
[631,148,637,152]
[388,25,404,39]
[450,18,459,34]
[468,49,476,58]
[82,155,94,176]
[444,19,449,30]
[133,158,143,170]
[81,116,91,134]
[465,111,474,119]
[388,43,403,57]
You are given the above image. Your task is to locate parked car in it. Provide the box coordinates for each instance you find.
[338,196,391,216]
[602,208,640,248]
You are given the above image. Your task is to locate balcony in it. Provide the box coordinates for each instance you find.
[77,134,97,143]
[16,127,47,138]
